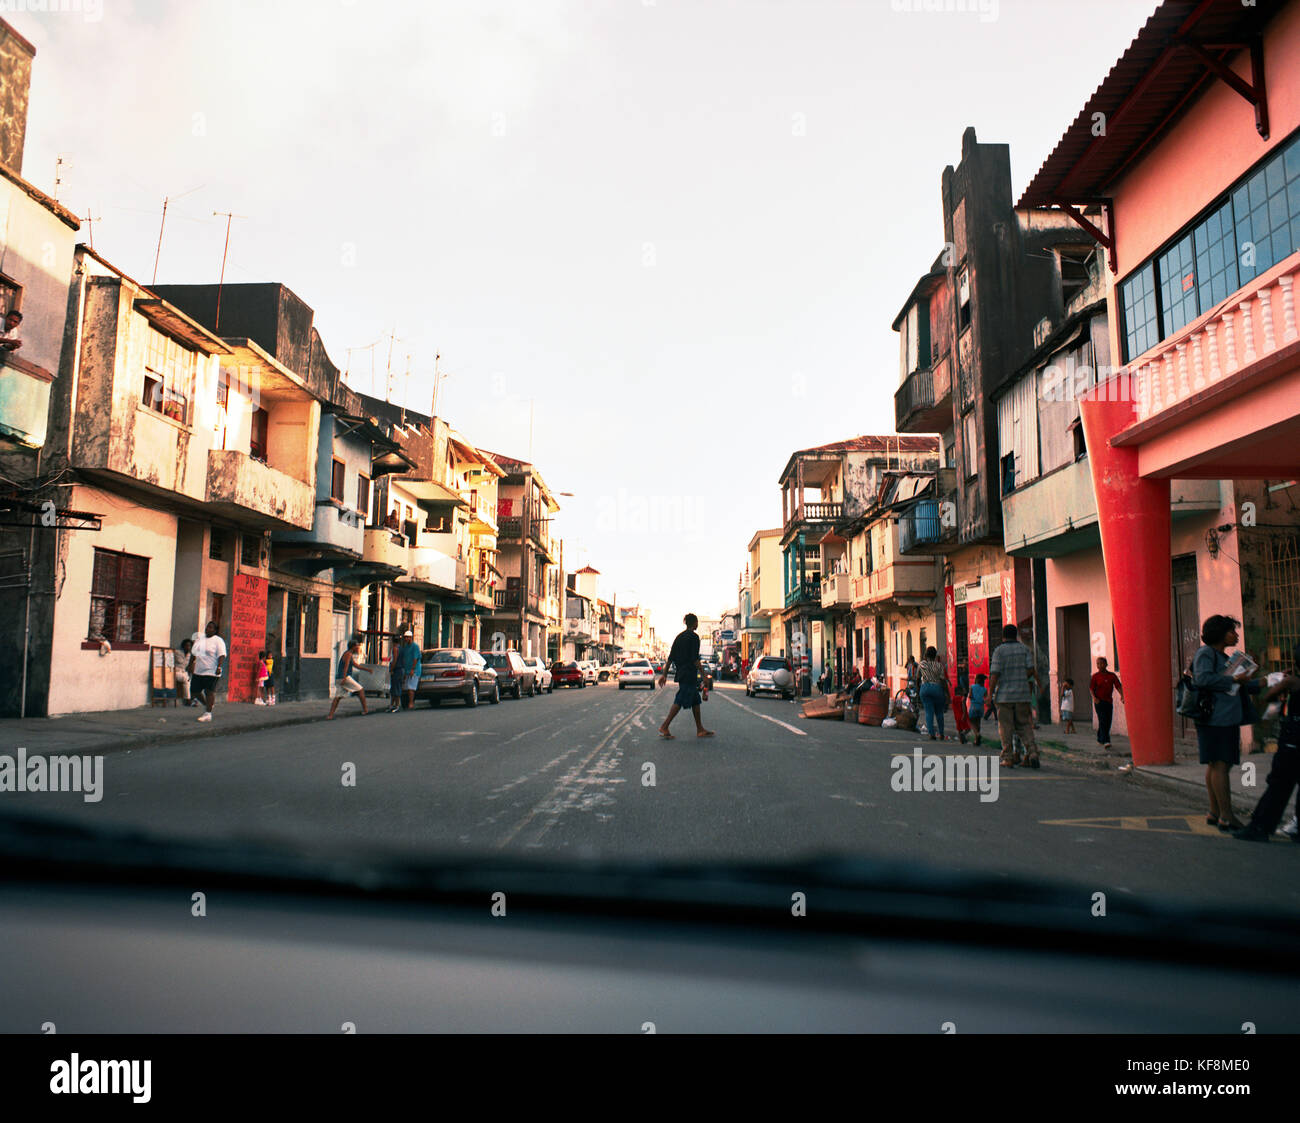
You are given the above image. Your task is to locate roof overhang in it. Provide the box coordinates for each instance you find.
[891,266,947,331]
[134,300,232,355]
[1019,1,1279,212]
[395,479,467,510]
[221,337,321,403]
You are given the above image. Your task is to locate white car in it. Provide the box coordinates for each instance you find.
[746,655,796,700]
[522,656,553,693]
[578,660,598,685]
[618,658,656,689]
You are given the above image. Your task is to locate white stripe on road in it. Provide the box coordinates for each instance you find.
[717,691,806,736]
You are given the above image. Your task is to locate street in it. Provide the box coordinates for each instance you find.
[13,682,1298,914]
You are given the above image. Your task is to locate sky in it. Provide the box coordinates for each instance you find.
[16,0,1158,631]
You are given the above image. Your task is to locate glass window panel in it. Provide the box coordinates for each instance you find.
[1265,154,1285,198]
[1159,234,1198,338]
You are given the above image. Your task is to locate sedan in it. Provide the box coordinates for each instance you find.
[746,655,796,700]
[480,650,538,698]
[522,656,553,693]
[578,661,598,685]
[416,648,499,707]
[618,658,656,689]
[551,661,585,688]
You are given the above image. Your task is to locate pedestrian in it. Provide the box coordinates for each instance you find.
[986,624,1041,768]
[951,677,972,744]
[386,637,403,713]
[187,620,227,723]
[1061,678,1076,734]
[905,654,920,709]
[657,613,714,740]
[398,630,421,710]
[967,672,987,747]
[1191,615,1259,831]
[255,651,271,705]
[264,652,277,705]
[1235,642,1300,842]
[1089,656,1124,748]
[0,308,23,352]
[328,638,371,719]
[174,638,195,706]
[918,647,949,741]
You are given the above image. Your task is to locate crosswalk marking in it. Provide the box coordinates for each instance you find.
[1040,814,1225,836]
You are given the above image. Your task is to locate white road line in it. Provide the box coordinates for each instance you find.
[717,691,806,736]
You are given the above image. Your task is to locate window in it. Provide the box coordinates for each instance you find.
[901,300,931,380]
[241,533,261,568]
[207,592,225,632]
[0,275,21,318]
[356,474,370,521]
[330,460,346,503]
[957,267,971,333]
[963,411,978,479]
[1069,416,1087,460]
[304,596,319,654]
[1119,130,1300,362]
[141,328,194,423]
[89,549,149,644]
[208,530,226,561]
[943,430,956,469]
[1000,451,1016,496]
[250,407,269,463]
[332,591,352,613]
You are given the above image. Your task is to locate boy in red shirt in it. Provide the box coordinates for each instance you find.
[1090,657,1124,748]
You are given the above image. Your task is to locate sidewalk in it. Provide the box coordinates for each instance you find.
[0,697,362,756]
[909,715,1273,813]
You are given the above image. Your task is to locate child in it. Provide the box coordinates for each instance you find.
[967,673,987,747]
[255,651,270,705]
[1061,678,1076,734]
[952,679,972,744]
[328,639,370,719]
[265,652,276,705]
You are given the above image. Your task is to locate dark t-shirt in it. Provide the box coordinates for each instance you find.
[666,630,700,685]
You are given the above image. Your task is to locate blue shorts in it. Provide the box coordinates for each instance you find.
[674,682,702,708]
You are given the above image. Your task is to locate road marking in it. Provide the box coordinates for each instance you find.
[717,692,806,736]
[1040,814,1225,836]
[498,690,658,848]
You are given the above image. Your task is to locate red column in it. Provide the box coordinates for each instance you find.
[1079,391,1173,766]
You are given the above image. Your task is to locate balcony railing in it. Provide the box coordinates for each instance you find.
[493,588,541,613]
[498,516,523,540]
[895,365,934,429]
[851,563,938,606]
[1128,258,1299,425]
[820,572,851,608]
[784,579,820,608]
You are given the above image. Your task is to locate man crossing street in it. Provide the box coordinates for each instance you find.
[657,613,714,740]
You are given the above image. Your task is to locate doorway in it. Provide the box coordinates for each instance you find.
[1171,554,1200,741]
[331,610,352,700]
[282,591,301,700]
[1057,603,1094,726]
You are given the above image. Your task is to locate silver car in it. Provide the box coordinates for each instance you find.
[746,655,795,700]
[416,648,500,707]
[522,656,553,693]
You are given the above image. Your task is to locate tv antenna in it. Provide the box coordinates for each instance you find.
[152,184,205,284]
[81,206,103,251]
[212,210,246,332]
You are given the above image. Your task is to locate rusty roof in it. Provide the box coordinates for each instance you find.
[1019,0,1282,208]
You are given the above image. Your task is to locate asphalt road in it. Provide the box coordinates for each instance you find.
[6,682,1297,914]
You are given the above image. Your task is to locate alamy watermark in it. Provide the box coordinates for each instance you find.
[0,0,103,23]
[0,748,103,802]
[890,0,998,24]
[891,748,1000,803]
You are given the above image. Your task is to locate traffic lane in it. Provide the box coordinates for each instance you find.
[0,684,633,850]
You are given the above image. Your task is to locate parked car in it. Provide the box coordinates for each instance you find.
[480,650,538,698]
[746,655,796,700]
[416,648,499,707]
[551,661,585,688]
[619,658,656,689]
[522,656,553,693]
[578,660,598,685]
[596,664,617,683]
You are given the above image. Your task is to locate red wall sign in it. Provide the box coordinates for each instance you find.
[228,572,268,703]
[967,598,989,680]
[944,585,957,691]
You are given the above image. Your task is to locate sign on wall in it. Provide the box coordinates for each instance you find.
[944,585,957,691]
[228,572,268,703]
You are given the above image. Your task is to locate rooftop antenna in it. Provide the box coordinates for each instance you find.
[53,155,68,201]
[152,184,205,285]
[383,328,402,403]
[81,206,102,251]
[400,352,412,427]
[212,210,246,333]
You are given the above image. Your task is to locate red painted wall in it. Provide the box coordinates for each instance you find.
[228,572,268,703]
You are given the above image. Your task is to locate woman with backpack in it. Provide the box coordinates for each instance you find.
[1190,615,1261,831]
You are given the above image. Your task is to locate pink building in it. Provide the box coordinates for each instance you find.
[1022,0,1300,764]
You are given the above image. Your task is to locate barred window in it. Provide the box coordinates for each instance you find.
[303,596,319,654]
[141,327,193,424]
[241,533,261,568]
[89,548,149,644]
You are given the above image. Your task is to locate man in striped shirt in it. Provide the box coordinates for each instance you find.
[986,623,1040,769]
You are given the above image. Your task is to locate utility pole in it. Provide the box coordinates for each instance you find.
[212,210,246,333]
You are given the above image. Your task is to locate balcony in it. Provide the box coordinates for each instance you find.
[1119,255,1300,473]
[895,358,953,433]
[820,572,851,608]
[206,449,315,529]
[784,579,820,609]
[898,485,958,555]
[564,617,596,641]
[851,561,938,608]
[494,588,542,614]
[783,500,842,540]
[363,526,409,571]
[498,516,522,541]
[400,546,465,593]
[1002,458,1221,557]
[0,352,54,449]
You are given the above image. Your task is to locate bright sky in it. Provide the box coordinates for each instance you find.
[19,0,1156,628]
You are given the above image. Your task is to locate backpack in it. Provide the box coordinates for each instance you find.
[1175,670,1214,723]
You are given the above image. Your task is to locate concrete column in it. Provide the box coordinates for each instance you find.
[1079,392,1173,766]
